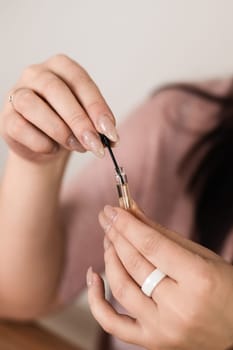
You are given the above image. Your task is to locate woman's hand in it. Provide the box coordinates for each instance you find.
[0,54,119,318]
[87,206,233,350]
[0,54,118,162]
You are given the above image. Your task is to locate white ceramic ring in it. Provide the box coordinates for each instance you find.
[141,268,166,297]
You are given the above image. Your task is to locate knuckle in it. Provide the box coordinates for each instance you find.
[13,88,34,112]
[194,259,215,297]
[22,64,40,79]
[86,99,101,111]
[127,252,142,272]
[86,99,110,117]
[112,283,126,302]
[38,71,62,93]
[142,232,162,256]
[48,55,84,80]
[69,112,87,130]
[49,121,69,143]
[48,53,71,66]
[47,55,91,88]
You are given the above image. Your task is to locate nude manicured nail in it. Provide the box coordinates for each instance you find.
[86,266,93,287]
[67,135,85,152]
[81,131,105,158]
[99,211,114,233]
[104,205,118,221]
[97,115,119,143]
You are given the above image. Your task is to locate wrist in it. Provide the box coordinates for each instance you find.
[0,149,71,209]
[7,149,70,182]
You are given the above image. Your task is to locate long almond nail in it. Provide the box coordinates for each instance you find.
[81,131,105,158]
[99,211,113,233]
[67,135,85,152]
[97,115,119,142]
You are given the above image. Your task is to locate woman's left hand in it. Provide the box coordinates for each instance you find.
[87,205,233,350]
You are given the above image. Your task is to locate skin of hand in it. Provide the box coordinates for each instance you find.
[0,54,119,162]
[87,205,233,350]
[0,54,119,319]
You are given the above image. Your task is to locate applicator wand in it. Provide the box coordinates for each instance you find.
[100,133,132,210]
[99,134,124,184]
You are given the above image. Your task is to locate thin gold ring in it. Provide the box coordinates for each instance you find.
[8,94,14,103]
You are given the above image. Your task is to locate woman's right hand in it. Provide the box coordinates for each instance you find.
[0,54,119,162]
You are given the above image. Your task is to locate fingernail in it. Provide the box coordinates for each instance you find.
[67,135,85,152]
[81,131,105,158]
[86,266,93,287]
[97,115,119,143]
[99,212,112,233]
[104,205,118,221]
[103,236,111,250]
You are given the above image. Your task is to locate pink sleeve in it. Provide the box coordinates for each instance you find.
[57,79,228,303]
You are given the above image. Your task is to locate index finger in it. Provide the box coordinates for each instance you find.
[102,206,197,282]
[46,54,119,142]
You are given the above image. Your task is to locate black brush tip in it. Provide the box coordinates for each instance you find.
[100,134,111,148]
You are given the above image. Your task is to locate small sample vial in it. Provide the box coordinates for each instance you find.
[115,167,132,210]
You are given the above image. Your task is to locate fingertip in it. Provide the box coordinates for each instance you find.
[103,205,118,221]
[97,115,119,143]
[86,266,93,287]
[87,268,104,291]
[92,271,103,286]
[80,130,105,158]
[87,270,106,313]
[110,138,120,148]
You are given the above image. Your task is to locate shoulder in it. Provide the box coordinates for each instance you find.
[116,77,233,158]
[146,77,233,133]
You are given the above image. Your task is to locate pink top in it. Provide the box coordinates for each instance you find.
[59,78,233,350]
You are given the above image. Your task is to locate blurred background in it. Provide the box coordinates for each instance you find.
[0,0,233,349]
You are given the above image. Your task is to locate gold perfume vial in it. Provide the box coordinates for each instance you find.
[115,167,132,210]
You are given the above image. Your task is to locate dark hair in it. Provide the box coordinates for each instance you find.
[156,82,233,254]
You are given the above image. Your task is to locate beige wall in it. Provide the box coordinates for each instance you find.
[1,0,233,176]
